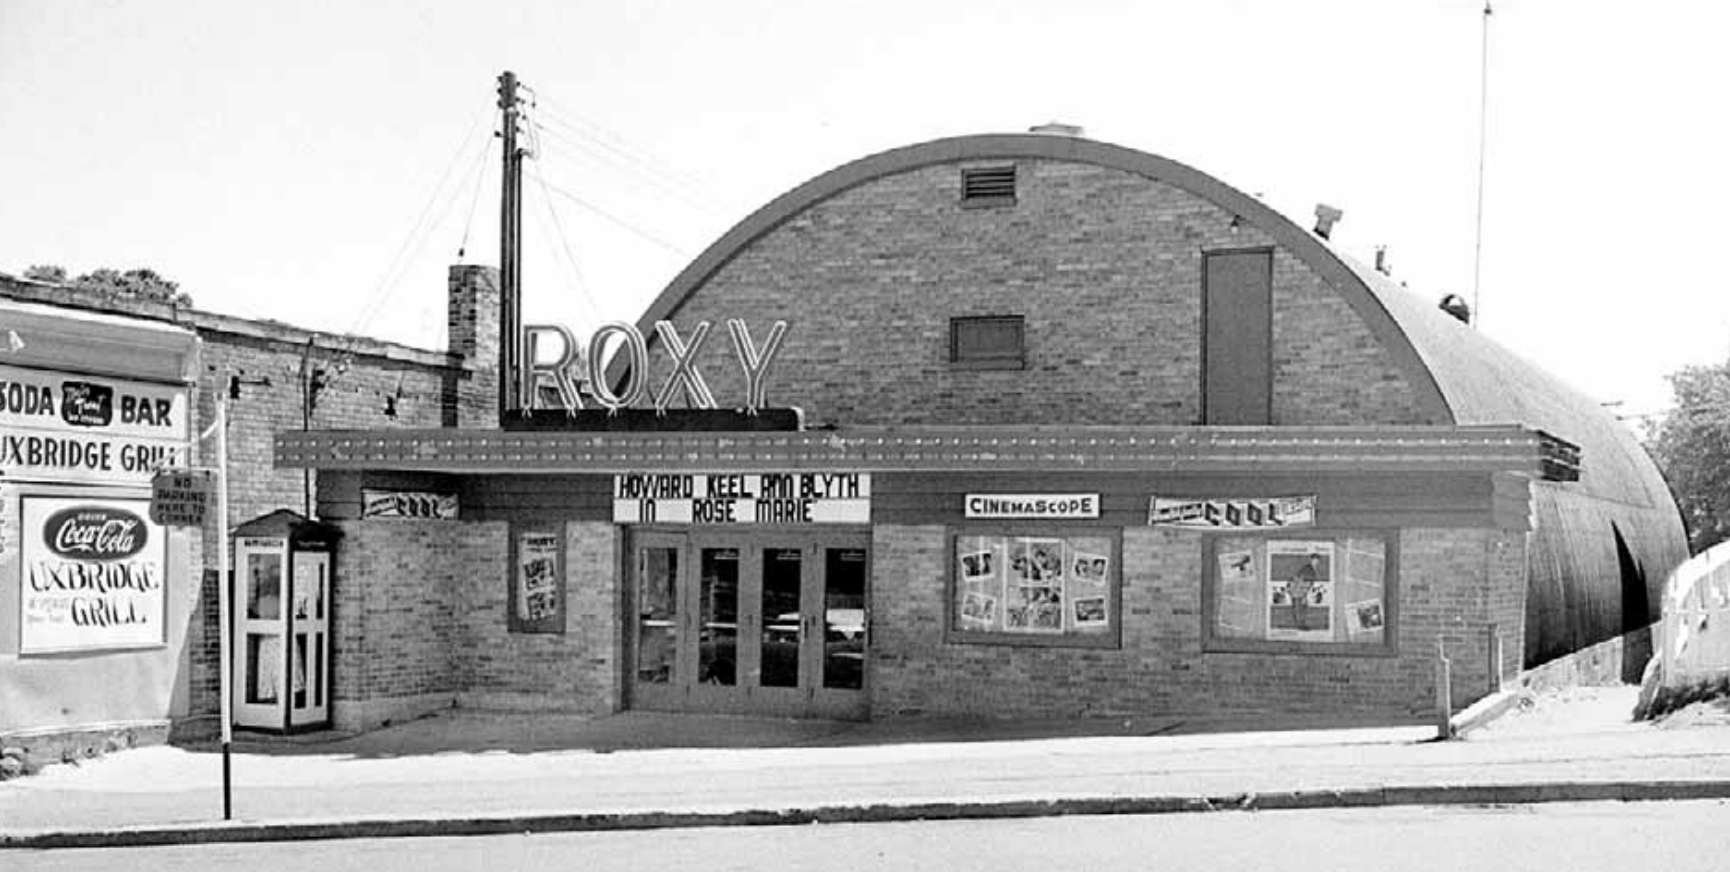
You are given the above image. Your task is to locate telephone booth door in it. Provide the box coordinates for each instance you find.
[231,510,339,733]
[234,537,290,729]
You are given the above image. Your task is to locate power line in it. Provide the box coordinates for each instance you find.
[527,158,603,328]
[350,104,494,337]
[533,93,712,190]
[456,128,497,262]
[537,176,695,259]
[530,110,728,217]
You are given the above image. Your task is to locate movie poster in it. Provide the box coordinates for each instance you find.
[1006,538,1065,632]
[1266,540,1335,641]
[1342,539,1388,640]
[955,534,1113,635]
[1215,547,1260,639]
[1068,537,1111,632]
[956,535,1001,631]
[511,529,564,634]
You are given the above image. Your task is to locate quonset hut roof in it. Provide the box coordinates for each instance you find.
[626,131,1688,661]
[637,132,1673,510]
[1342,256,1673,511]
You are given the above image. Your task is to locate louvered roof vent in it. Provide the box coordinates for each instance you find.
[961,165,1016,204]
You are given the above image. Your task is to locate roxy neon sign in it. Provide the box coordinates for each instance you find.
[517,319,789,414]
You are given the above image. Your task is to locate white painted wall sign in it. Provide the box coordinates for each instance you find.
[614,472,870,524]
[0,364,191,486]
[964,493,1100,520]
[20,496,167,653]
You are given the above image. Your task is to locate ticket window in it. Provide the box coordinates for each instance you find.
[231,511,339,733]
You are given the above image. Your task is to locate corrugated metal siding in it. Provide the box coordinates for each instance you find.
[1344,259,1688,667]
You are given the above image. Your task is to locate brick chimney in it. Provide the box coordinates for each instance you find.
[447,264,500,428]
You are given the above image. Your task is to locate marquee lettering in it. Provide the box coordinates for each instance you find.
[653,320,716,411]
[519,318,790,415]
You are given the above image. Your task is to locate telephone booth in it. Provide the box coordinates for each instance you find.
[231,510,340,733]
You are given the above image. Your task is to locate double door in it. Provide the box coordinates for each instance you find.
[631,529,869,719]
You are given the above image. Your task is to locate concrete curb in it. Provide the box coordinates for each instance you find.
[7,780,1730,849]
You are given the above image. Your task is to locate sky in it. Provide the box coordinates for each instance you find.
[2,0,1725,426]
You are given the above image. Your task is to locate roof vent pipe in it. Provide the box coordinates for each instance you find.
[1314,204,1343,239]
[1375,245,1391,275]
[1028,122,1084,136]
[1439,293,1472,324]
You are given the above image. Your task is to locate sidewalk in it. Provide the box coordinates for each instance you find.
[4,686,1729,848]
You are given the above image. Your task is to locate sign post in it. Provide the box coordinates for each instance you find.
[214,399,231,819]
[183,401,232,819]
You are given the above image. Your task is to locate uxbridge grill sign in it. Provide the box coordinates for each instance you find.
[20,497,167,653]
[613,472,871,525]
[0,364,190,485]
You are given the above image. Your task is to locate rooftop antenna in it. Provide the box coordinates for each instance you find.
[1471,1,1493,329]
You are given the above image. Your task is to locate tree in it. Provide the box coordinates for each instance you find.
[1648,360,1730,553]
[21,264,193,307]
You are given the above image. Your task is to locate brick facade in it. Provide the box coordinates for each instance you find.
[869,524,1528,722]
[329,519,618,731]
[455,521,620,715]
[640,160,1434,428]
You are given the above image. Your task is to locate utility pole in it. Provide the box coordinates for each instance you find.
[1471,1,1493,328]
[498,70,524,419]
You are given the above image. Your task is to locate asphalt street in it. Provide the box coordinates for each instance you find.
[10,800,1730,872]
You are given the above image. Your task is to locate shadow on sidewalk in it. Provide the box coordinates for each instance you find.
[175,707,1432,759]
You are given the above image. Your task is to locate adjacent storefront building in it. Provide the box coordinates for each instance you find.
[277,132,1687,730]
[0,298,200,746]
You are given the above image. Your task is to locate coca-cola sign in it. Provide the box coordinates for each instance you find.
[42,506,149,561]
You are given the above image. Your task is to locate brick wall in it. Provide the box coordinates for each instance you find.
[455,521,620,714]
[870,524,1525,722]
[331,520,496,729]
[643,160,1435,428]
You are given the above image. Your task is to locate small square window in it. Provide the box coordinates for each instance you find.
[950,316,1025,370]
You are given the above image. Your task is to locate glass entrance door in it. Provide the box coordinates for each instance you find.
[632,531,687,711]
[811,540,869,719]
[627,529,870,718]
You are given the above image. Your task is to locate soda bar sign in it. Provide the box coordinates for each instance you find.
[1148,496,1316,529]
[0,364,190,486]
[614,472,870,525]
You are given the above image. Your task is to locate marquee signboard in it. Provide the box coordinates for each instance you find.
[0,364,191,486]
[613,472,870,525]
[20,496,168,653]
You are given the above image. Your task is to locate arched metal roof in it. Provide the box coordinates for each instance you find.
[631,133,1454,423]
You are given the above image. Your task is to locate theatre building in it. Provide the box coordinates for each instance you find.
[278,131,1686,729]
